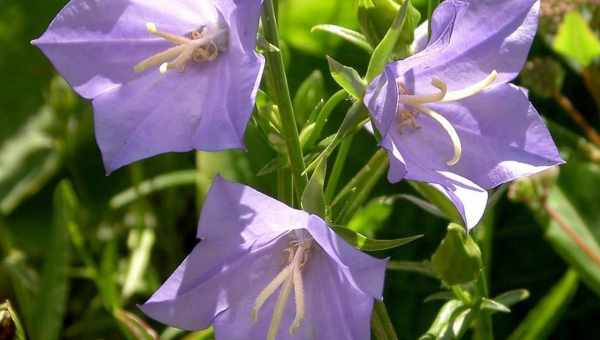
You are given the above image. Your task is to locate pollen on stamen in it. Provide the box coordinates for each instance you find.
[159,63,169,75]
[146,22,157,33]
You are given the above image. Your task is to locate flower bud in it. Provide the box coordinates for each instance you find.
[431,223,482,285]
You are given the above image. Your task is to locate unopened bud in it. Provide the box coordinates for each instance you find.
[431,223,482,285]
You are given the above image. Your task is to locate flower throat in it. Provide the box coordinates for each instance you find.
[134,22,229,74]
[396,71,498,166]
[252,233,313,340]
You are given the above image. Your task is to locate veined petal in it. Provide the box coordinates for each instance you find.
[384,0,540,95]
[32,0,219,99]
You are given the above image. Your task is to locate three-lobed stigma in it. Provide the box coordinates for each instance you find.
[134,22,229,75]
[396,71,498,166]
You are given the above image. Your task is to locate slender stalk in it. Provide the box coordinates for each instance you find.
[554,93,600,148]
[473,211,495,340]
[261,0,307,202]
[371,301,399,340]
[325,135,354,202]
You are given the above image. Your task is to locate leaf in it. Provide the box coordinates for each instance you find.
[114,309,158,340]
[553,11,600,67]
[332,226,422,251]
[0,300,26,340]
[110,170,197,209]
[371,300,399,340]
[493,289,530,308]
[508,270,578,340]
[29,180,75,340]
[1,250,38,331]
[387,260,437,278]
[424,291,454,303]
[419,300,474,340]
[539,186,600,296]
[301,158,327,217]
[0,106,63,215]
[480,298,511,314]
[365,0,411,82]
[327,56,367,100]
[122,227,156,300]
[311,24,373,52]
[347,196,394,237]
[293,70,325,126]
[279,0,358,55]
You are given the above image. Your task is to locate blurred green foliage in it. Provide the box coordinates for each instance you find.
[0,0,599,339]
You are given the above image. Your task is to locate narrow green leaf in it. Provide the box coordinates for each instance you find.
[347,196,394,237]
[304,90,348,150]
[30,180,75,340]
[327,56,367,100]
[553,11,600,67]
[420,300,473,340]
[110,170,197,209]
[311,24,373,52]
[1,300,26,340]
[387,260,437,278]
[480,298,511,314]
[181,328,215,340]
[493,289,530,308]
[122,227,156,299]
[332,226,422,251]
[508,270,578,340]
[371,300,399,340]
[293,70,325,126]
[424,291,454,303]
[114,309,158,340]
[301,159,327,217]
[365,0,410,82]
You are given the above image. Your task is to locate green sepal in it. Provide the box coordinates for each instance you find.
[327,56,367,100]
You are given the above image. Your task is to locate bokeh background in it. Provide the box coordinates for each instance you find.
[1,0,600,339]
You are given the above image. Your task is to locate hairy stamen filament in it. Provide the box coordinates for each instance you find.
[440,71,497,103]
[252,266,291,321]
[289,245,307,334]
[414,104,462,166]
[267,276,294,340]
[398,78,447,105]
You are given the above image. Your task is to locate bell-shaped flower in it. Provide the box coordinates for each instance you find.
[140,177,387,340]
[32,0,264,172]
[364,0,563,229]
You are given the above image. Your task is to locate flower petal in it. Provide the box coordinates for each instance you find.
[140,233,283,331]
[386,0,540,93]
[305,215,387,300]
[198,177,309,243]
[32,0,218,99]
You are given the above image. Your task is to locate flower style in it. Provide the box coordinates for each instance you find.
[140,177,387,340]
[364,0,563,229]
[33,0,264,173]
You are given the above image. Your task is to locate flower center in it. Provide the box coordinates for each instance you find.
[396,71,498,166]
[252,233,313,340]
[133,22,228,74]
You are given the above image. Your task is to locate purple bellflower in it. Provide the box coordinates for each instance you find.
[33,0,264,173]
[140,177,387,340]
[364,0,563,229]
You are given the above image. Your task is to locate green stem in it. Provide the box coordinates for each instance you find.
[261,0,307,203]
[473,211,495,340]
[325,135,354,202]
[371,301,399,340]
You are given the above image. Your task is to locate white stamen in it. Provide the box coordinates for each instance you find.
[398,78,447,105]
[267,276,293,340]
[441,71,498,102]
[134,45,186,73]
[415,104,462,166]
[146,22,157,33]
[289,263,305,334]
[251,266,291,321]
[159,63,169,75]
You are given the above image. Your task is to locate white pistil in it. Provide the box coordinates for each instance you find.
[415,104,462,166]
[396,70,497,166]
[134,22,225,74]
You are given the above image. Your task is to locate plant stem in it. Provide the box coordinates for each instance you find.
[325,135,354,202]
[554,93,600,148]
[261,0,307,202]
[371,301,399,340]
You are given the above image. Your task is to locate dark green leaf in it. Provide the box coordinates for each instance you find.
[301,159,327,217]
[332,226,422,251]
[311,24,373,52]
[293,70,325,126]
